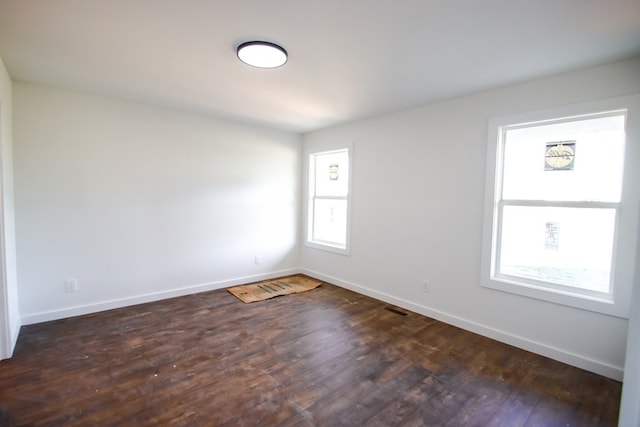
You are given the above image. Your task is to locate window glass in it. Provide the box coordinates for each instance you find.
[502,114,625,202]
[312,199,348,246]
[314,151,349,198]
[499,206,616,293]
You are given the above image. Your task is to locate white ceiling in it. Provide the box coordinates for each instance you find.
[1,0,639,133]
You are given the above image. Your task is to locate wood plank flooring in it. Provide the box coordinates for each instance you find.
[0,275,621,426]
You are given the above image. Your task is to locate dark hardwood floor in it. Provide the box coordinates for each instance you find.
[0,275,621,426]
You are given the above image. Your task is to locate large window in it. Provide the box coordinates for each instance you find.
[482,96,640,317]
[307,148,351,254]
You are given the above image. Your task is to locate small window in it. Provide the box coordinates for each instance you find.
[482,95,640,317]
[307,148,351,254]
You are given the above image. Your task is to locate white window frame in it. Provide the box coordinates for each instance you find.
[305,143,353,255]
[481,95,640,318]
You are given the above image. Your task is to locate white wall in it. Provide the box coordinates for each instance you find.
[14,83,301,323]
[0,56,20,359]
[301,57,640,380]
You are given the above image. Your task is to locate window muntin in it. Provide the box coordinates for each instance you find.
[307,148,350,253]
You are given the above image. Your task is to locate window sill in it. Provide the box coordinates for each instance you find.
[305,240,350,256]
[482,275,627,318]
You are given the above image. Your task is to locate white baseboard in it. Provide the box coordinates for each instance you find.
[0,315,22,360]
[21,268,301,326]
[9,314,21,355]
[301,268,624,381]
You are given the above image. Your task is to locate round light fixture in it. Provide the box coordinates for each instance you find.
[237,41,288,68]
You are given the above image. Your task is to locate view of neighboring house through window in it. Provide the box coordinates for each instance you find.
[482,96,640,317]
[307,148,351,254]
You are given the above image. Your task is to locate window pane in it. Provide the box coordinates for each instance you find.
[312,199,347,247]
[502,114,625,202]
[498,206,616,293]
[314,150,349,197]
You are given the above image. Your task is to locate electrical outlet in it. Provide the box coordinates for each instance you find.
[65,279,78,292]
[422,280,430,293]
[254,255,262,265]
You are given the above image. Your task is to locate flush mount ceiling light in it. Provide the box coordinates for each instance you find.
[237,41,288,68]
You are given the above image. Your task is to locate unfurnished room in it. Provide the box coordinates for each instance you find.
[0,1,639,426]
